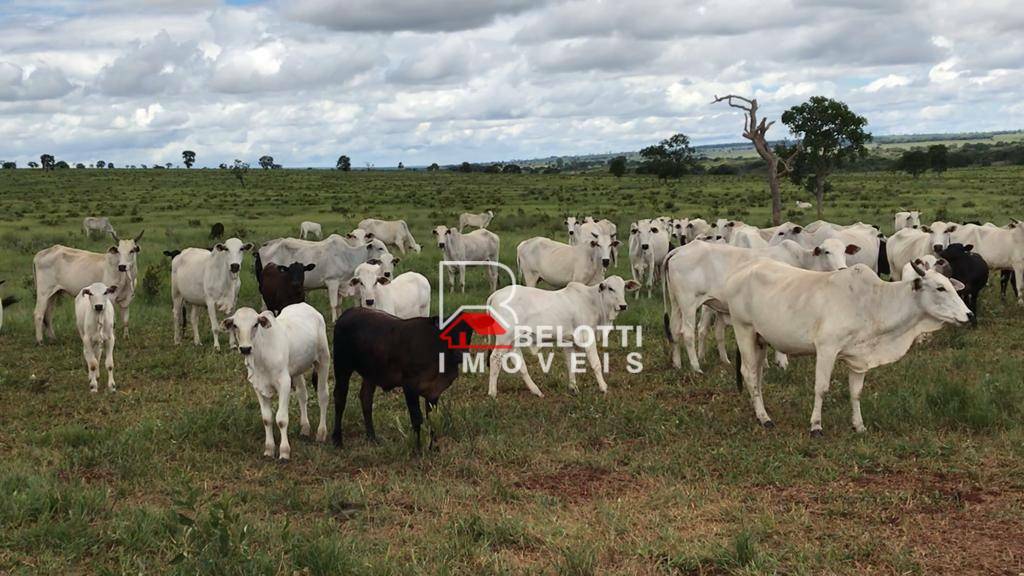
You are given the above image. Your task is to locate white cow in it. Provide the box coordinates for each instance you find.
[951,220,1024,304]
[886,225,952,281]
[375,251,400,279]
[486,275,641,397]
[663,238,858,373]
[221,304,331,461]
[33,231,143,343]
[900,254,950,280]
[895,211,922,232]
[74,282,117,393]
[795,201,813,210]
[82,217,115,239]
[517,226,617,288]
[432,225,500,292]
[299,221,322,240]
[771,222,880,271]
[358,219,421,254]
[564,216,582,245]
[259,235,389,321]
[459,210,494,231]
[350,263,431,318]
[344,228,371,245]
[724,260,970,434]
[628,219,671,298]
[170,238,253,350]
[681,218,711,243]
[583,217,619,266]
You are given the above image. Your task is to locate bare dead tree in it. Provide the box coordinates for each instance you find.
[712,94,800,225]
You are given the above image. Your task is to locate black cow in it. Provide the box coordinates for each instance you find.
[332,307,475,451]
[939,243,989,325]
[209,222,224,240]
[253,251,314,315]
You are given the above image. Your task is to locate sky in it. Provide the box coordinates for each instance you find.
[1,0,1022,168]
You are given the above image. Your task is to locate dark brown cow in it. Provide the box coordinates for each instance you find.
[253,251,314,315]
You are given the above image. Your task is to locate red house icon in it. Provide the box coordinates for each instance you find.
[439,310,510,350]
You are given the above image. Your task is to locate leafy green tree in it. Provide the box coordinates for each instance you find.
[96,160,106,169]
[40,154,55,170]
[609,156,627,177]
[458,162,472,173]
[896,150,929,178]
[639,134,695,181]
[182,150,196,169]
[258,155,274,170]
[928,144,948,176]
[28,161,39,168]
[781,96,871,217]
[231,159,249,187]
[427,162,440,172]
[2,161,16,169]
[75,163,85,169]
[502,164,522,174]
[336,155,351,171]
[55,160,70,169]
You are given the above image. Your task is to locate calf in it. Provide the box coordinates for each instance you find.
[170,238,253,350]
[209,222,225,240]
[629,219,671,298]
[299,221,322,240]
[795,201,812,210]
[254,251,315,315]
[82,217,115,239]
[349,262,431,318]
[894,211,921,232]
[725,260,969,435]
[74,282,118,393]
[938,243,989,323]
[221,304,330,461]
[358,218,421,254]
[517,226,617,288]
[432,225,500,292]
[900,254,952,281]
[459,210,494,231]
[332,307,476,450]
[486,275,641,397]
[33,231,143,343]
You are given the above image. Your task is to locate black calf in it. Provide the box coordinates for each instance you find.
[938,243,989,324]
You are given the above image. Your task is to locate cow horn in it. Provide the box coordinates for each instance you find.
[134,230,145,242]
[910,259,927,278]
[109,230,120,242]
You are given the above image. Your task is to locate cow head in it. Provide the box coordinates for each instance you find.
[565,216,580,240]
[432,225,453,250]
[636,221,664,252]
[107,230,143,273]
[910,264,971,324]
[597,276,641,320]
[927,221,957,253]
[349,262,388,308]
[276,261,315,290]
[769,222,803,246]
[374,253,400,278]
[811,238,859,271]
[80,282,117,312]
[213,237,253,275]
[365,238,389,262]
[221,307,272,355]
[586,228,618,268]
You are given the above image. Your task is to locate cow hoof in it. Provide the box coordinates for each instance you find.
[853,425,867,434]
[762,420,775,429]
[277,457,290,464]
[332,436,343,448]
[810,429,824,438]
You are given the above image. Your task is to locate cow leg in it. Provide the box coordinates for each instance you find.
[120,304,130,338]
[206,301,221,350]
[809,349,838,436]
[314,358,329,442]
[33,296,48,344]
[104,335,116,392]
[514,351,544,397]
[424,399,438,450]
[172,295,184,345]
[403,386,423,452]
[325,280,341,323]
[255,391,276,458]
[487,264,497,292]
[293,375,311,437]
[1000,270,1010,299]
[43,296,57,340]
[459,264,466,294]
[1016,266,1024,306]
[681,303,703,373]
[487,348,504,397]
[83,340,100,393]
[275,374,292,460]
[646,261,654,299]
[584,343,608,393]
[564,347,579,394]
[734,325,772,426]
[631,266,642,299]
[774,350,789,370]
[189,305,201,345]
[848,370,867,433]
[715,315,730,365]
[332,369,352,447]
[359,380,377,442]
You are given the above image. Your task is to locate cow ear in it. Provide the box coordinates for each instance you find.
[82,289,92,296]
[793,226,802,234]
[912,278,922,291]
[590,240,598,247]
[257,314,272,328]
[106,285,118,294]
[922,226,932,233]
[612,240,620,247]
[813,246,822,256]
[624,279,641,292]
[346,233,356,239]
[431,229,438,236]
[650,227,658,234]
[242,243,253,251]
[446,229,452,235]
[349,277,360,286]
[0,279,4,285]
[948,225,958,232]
[304,263,316,271]
[132,245,141,253]
[598,282,606,291]
[964,244,974,252]
[367,258,381,265]
[107,246,118,254]
[949,278,966,291]
[377,276,391,285]
[220,317,234,330]
[392,257,401,264]
[365,232,375,239]
[845,244,861,255]
[215,243,226,251]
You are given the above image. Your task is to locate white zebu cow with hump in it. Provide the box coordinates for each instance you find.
[517,223,617,288]
[771,222,881,271]
[950,219,1024,304]
[459,210,494,231]
[663,238,858,373]
[259,235,389,321]
[886,222,960,280]
[169,238,253,350]
[358,218,421,254]
[628,219,671,298]
[432,225,500,292]
[486,275,641,397]
[583,217,619,266]
[221,304,330,461]
[299,221,322,240]
[75,282,118,393]
[895,211,922,232]
[349,262,431,318]
[724,259,970,434]
[33,231,143,343]
[82,217,115,238]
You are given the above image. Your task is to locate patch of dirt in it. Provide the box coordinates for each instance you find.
[513,463,639,503]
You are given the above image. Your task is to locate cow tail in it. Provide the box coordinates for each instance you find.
[661,250,675,343]
[734,348,743,393]
[253,250,264,291]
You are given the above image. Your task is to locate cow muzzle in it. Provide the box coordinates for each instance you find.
[932,245,944,254]
[568,231,575,236]
[617,304,627,311]
[384,272,392,278]
[94,304,104,312]
[437,243,445,249]
[117,265,127,272]
[230,263,240,273]
[602,258,610,268]
[239,346,252,355]
[365,299,375,306]
[641,244,650,250]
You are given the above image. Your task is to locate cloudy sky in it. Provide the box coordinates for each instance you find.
[1,0,1022,167]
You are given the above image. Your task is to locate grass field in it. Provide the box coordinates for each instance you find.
[1,167,1023,575]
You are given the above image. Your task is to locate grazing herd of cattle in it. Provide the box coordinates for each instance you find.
[0,207,1020,459]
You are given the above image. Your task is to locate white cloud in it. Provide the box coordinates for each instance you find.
[863,74,913,92]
